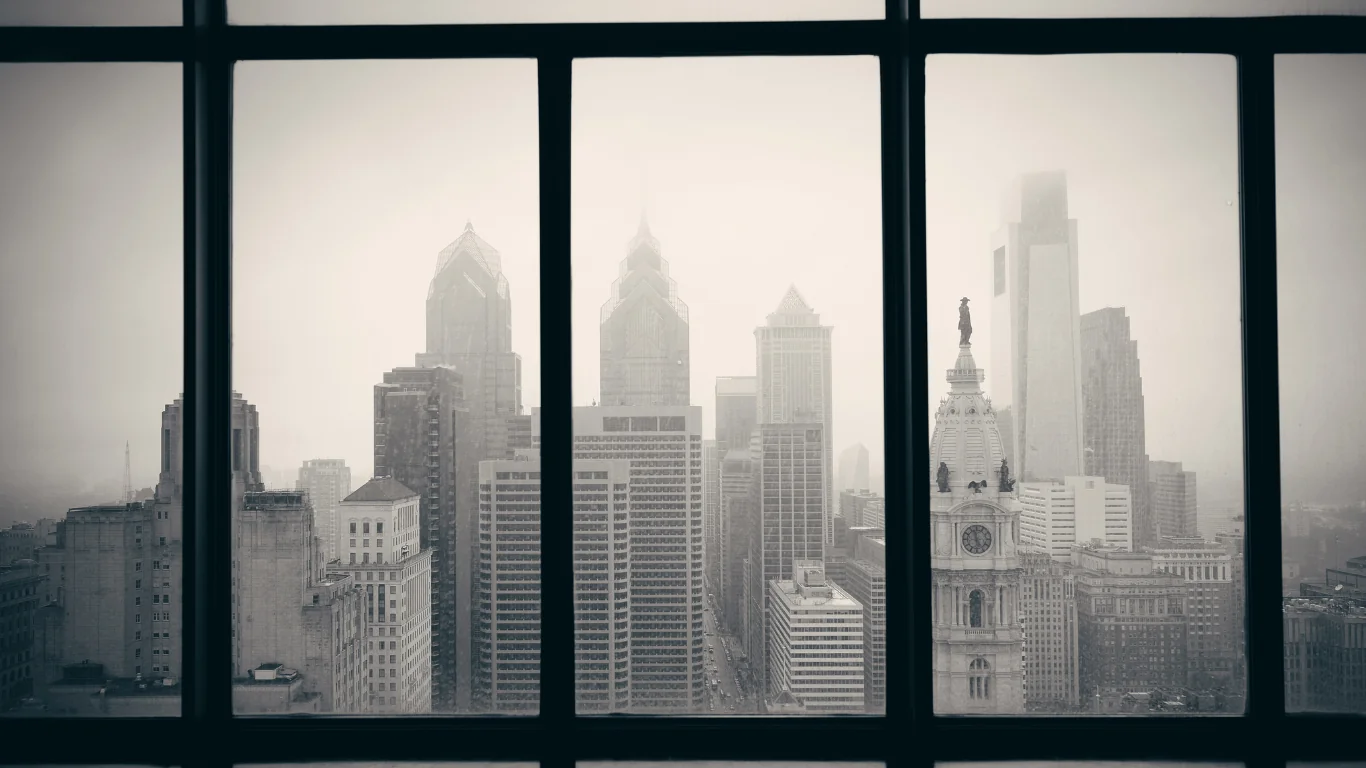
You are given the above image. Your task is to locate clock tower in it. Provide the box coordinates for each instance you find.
[930,302,1025,713]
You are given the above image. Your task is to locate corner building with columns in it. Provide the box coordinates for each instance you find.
[929,330,1025,713]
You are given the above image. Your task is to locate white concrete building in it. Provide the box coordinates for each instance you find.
[1019,476,1133,561]
[338,477,431,713]
[768,560,864,713]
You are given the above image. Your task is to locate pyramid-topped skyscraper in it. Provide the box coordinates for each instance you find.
[756,284,835,546]
[599,215,691,406]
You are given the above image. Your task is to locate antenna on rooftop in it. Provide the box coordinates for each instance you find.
[123,441,133,504]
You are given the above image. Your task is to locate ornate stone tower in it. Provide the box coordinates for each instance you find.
[930,305,1025,714]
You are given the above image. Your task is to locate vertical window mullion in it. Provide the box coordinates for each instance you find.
[537,54,576,746]
[1236,50,1287,739]
[183,0,235,747]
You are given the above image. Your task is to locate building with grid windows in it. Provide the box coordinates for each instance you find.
[745,422,828,709]
[570,458,632,713]
[929,337,1025,714]
[297,459,352,564]
[756,286,835,547]
[339,477,432,713]
[373,365,475,712]
[598,217,691,408]
[1081,306,1152,549]
[572,406,704,713]
[235,490,369,714]
[1283,596,1366,712]
[1150,460,1198,540]
[720,446,754,637]
[841,530,886,713]
[0,562,43,708]
[990,171,1084,485]
[703,439,720,596]
[474,458,543,713]
[1018,476,1133,561]
[1073,544,1189,712]
[1150,537,1235,689]
[768,560,864,712]
[1020,547,1079,709]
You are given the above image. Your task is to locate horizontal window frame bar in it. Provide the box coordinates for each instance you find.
[5,17,1366,63]
[8,716,1366,763]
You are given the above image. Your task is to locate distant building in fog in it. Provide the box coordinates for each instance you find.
[598,217,691,407]
[840,489,884,529]
[297,459,351,563]
[838,443,870,493]
[1018,476,1133,560]
[1150,460,1198,539]
[1081,307,1152,548]
[703,439,721,596]
[991,170,1084,484]
[756,286,834,545]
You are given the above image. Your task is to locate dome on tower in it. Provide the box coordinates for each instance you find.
[929,340,1012,497]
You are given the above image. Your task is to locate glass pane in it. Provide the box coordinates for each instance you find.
[926,55,1246,715]
[0,63,181,718]
[923,0,1366,17]
[1277,55,1366,714]
[233,60,540,715]
[0,1,179,25]
[230,0,881,24]
[572,56,884,715]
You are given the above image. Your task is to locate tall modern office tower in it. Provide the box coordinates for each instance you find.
[990,171,1084,484]
[703,439,720,595]
[297,459,352,563]
[573,406,704,713]
[599,217,691,407]
[570,458,633,713]
[745,422,827,707]
[756,286,835,545]
[1149,460,1198,540]
[374,366,475,712]
[474,458,543,713]
[1020,548,1079,709]
[418,221,524,462]
[1081,307,1152,548]
[838,443,870,493]
[339,477,433,713]
[720,447,754,635]
[929,333,1024,714]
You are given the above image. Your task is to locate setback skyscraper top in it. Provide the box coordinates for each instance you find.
[599,216,691,406]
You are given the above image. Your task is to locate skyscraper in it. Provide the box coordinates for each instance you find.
[838,443,870,493]
[929,330,1024,714]
[720,447,754,636]
[1081,307,1152,548]
[745,422,827,707]
[573,406,704,713]
[703,439,720,595]
[1149,460,1198,540]
[990,171,1084,483]
[755,286,835,545]
[373,366,475,712]
[297,459,352,563]
[418,221,524,461]
[599,217,691,407]
[1020,548,1079,709]
[715,376,758,452]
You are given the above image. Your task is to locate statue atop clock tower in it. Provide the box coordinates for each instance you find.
[929,299,1024,713]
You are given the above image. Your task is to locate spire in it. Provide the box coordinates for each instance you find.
[463,219,474,233]
[774,284,813,315]
[637,209,650,238]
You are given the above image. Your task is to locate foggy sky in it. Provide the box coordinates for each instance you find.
[571,57,884,478]
[2,53,1362,511]
[927,55,1245,506]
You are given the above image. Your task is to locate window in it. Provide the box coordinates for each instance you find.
[8,4,1355,768]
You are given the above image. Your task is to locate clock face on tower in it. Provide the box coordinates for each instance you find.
[962,524,992,555]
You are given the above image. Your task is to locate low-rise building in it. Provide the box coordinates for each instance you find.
[768,560,864,713]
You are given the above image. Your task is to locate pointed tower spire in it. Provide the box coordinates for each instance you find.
[463,218,474,233]
[123,440,133,504]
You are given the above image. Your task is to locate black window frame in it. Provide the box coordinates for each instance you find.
[2,1,1364,767]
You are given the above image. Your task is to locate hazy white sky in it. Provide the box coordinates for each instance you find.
[2,54,1363,508]
[927,55,1245,505]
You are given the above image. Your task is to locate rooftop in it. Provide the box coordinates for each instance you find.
[344,476,419,504]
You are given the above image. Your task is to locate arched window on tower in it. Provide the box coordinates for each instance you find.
[969,657,991,700]
[969,589,984,628]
